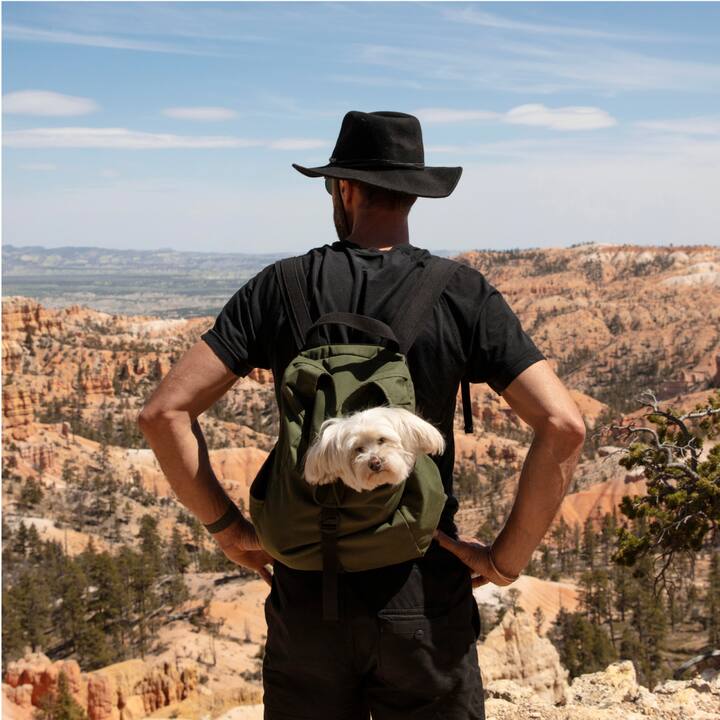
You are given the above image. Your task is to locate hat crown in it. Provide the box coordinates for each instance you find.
[330,111,425,167]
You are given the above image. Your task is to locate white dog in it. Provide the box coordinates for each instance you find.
[302,406,446,492]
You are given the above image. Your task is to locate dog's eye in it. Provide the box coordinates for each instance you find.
[356,446,365,453]
[378,437,385,444]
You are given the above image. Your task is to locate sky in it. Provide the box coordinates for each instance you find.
[2,1,720,254]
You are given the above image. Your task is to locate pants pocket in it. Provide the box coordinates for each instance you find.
[376,612,477,696]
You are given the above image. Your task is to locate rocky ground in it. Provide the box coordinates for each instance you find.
[4,609,718,720]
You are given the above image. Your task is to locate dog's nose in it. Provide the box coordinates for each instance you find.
[368,457,384,473]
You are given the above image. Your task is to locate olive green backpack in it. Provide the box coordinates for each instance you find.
[248,255,475,621]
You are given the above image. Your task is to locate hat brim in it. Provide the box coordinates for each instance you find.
[291,163,462,199]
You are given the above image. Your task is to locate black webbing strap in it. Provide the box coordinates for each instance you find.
[320,505,340,623]
[461,377,474,434]
[388,257,461,355]
[305,311,400,350]
[274,258,313,353]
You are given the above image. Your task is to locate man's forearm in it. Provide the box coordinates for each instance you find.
[489,424,585,578]
[138,410,237,525]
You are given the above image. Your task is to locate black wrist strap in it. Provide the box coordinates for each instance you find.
[203,503,241,534]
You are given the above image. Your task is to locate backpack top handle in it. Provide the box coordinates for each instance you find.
[304,311,401,352]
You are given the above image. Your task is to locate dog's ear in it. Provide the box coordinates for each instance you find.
[302,418,347,485]
[392,408,446,457]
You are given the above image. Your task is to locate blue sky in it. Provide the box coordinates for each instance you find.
[3,1,720,253]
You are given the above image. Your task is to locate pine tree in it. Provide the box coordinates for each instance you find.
[581,517,597,571]
[706,550,720,646]
[2,586,25,663]
[138,514,163,577]
[56,559,90,655]
[12,567,53,652]
[533,606,545,635]
[548,607,617,679]
[626,556,668,688]
[166,527,191,575]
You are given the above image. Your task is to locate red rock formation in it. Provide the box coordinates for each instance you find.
[2,650,198,720]
[1,297,64,337]
[2,385,39,440]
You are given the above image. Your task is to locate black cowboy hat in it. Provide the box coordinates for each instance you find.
[292,110,462,198]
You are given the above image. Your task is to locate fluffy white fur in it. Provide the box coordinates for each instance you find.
[303,406,446,492]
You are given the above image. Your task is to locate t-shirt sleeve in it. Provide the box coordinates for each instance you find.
[466,283,546,394]
[200,263,276,377]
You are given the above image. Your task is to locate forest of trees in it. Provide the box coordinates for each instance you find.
[474,389,720,688]
[1,510,256,675]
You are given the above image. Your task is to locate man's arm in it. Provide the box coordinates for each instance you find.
[436,359,585,585]
[489,358,586,577]
[137,339,272,581]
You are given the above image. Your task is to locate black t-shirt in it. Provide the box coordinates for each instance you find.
[201,238,546,535]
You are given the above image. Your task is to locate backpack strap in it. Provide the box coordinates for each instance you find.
[461,377,474,434]
[386,257,475,434]
[387,257,461,355]
[274,257,313,352]
[320,505,340,623]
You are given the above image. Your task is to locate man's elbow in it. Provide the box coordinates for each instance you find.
[137,405,182,435]
[536,413,586,450]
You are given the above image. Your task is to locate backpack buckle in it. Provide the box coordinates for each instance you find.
[320,510,339,534]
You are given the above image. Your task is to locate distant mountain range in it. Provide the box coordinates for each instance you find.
[1,242,459,317]
[2,243,292,318]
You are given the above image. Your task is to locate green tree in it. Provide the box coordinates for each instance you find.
[10,567,53,653]
[166,527,191,575]
[623,556,668,687]
[55,559,90,655]
[2,586,25,663]
[606,390,720,593]
[706,550,720,646]
[138,515,163,577]
[19,478,44,509]
[549,608,617,679]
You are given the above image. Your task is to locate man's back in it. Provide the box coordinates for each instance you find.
[140,110,583,720]
[200,237,546,536]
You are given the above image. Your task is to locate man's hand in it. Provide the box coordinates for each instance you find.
[212,515,275,586]
[434,529,518,588]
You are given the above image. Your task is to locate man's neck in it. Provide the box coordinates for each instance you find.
[344,217,410,251]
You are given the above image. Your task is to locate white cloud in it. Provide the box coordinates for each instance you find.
[3,23,230,58]
[327,74,424,89]
[163,106,238,121]
[3,127,260,149]
[414,108,500,124]
[266,138,329,150]
[3,90,98,116]
[356,42,720,95]
[413,104,616,131]
[2,126,328,151]
[18,162,57,171]
[635,117,720,136]
[443,8,677,42]
[506,104,617,131]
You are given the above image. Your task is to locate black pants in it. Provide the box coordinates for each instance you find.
[262,540,486,720]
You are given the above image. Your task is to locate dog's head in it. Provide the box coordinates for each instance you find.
[303,406,445,492]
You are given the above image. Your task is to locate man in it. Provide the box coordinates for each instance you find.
[139,111,586,720]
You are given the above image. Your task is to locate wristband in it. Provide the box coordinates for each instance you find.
[488,545,520,584]
[203,503,242,534]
